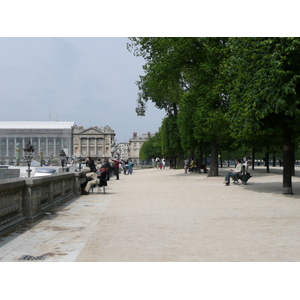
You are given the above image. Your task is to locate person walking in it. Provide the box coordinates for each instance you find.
[111,158,120,180]
[162,157,166,169]
[128,159,134,175]
[155,157,160,169]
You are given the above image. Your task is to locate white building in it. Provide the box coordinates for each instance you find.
[0,121,75,164]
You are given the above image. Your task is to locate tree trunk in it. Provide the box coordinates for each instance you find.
[198,149,203,173]
[219,150,223,168]
[282,133,294,195]
[265,148,270,173]
[208,139,218,177]
[177,152,185,169]
[251,149,255,170]
[273,154,276,167]
[227,150,230,168]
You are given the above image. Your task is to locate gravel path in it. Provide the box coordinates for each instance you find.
[1,166,300,262]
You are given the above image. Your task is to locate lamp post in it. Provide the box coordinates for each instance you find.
[39,148,44,166]
[50,151,53,166]
[23,141,34,177]
[59,149,66,172]
[78,156,82,171]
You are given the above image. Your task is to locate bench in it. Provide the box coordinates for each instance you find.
[232,165,252,185]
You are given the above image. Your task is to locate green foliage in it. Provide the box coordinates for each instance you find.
[160,116,183,156]
[226,37,300,142]
[139,132,162,159]
[129,37,300,186]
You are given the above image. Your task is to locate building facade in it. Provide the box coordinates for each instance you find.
[0,121,75,164]
[116,142,130,161]
[72,125,116,163]
[128,132,154,165]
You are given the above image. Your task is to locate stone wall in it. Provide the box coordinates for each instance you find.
[0,172,84,236]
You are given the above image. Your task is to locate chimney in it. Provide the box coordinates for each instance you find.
[133,132,137,138]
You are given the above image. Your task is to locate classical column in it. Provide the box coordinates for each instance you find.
[54,138,56,156]
[95,138,98,158]
[6,138,8,156]
[86,137,90,157]
[38,138,41,153]
[78,138,82,156]
[46,138,48,156]
[69,138,72,157]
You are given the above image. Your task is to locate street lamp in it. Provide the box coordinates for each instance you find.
[59,149,66,172]
[23,141,34,177]
[78,156,82,171]
[39,148,44,166]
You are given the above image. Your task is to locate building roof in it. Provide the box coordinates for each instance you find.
[0,121,75,129]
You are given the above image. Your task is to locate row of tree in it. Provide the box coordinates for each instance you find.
[127,37,300,194]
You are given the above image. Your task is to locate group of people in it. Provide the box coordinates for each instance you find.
[184,158,209,173]
[80,157,134,195]
[155,157,166,169]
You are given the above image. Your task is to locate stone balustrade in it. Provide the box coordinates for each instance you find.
[0,172,84,236]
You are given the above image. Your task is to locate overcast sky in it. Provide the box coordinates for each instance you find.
[0,37,166,143]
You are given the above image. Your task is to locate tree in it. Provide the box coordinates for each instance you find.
[226,37,300,194]
[139,132,162,160]
[128,37,231,176]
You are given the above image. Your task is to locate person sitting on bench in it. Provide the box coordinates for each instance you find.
[97,166,109,187]
[81,167,97,195]
[223,159,242,186]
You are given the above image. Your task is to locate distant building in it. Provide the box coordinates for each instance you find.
[0,122,116,166]
[128,132,154,165]
[116,142,130,161]
[0,121,75,164]
[72,125,116,163]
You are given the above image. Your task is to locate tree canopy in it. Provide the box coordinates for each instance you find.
[128,37,300,194]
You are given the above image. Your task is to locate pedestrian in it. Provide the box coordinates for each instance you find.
[111,158,120,180]
[184,158,190,173]
[155,157,160,169]
[124,159,129,175]
[102,158,111,180]
[85,156,96,172]
[162,157,166,169]
[128,159,134,175]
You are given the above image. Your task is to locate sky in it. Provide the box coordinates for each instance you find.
[0,37,166,143]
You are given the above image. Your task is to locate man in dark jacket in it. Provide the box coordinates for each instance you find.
[85,157,96,172]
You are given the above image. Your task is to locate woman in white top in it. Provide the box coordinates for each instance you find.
[224,159,242,186]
